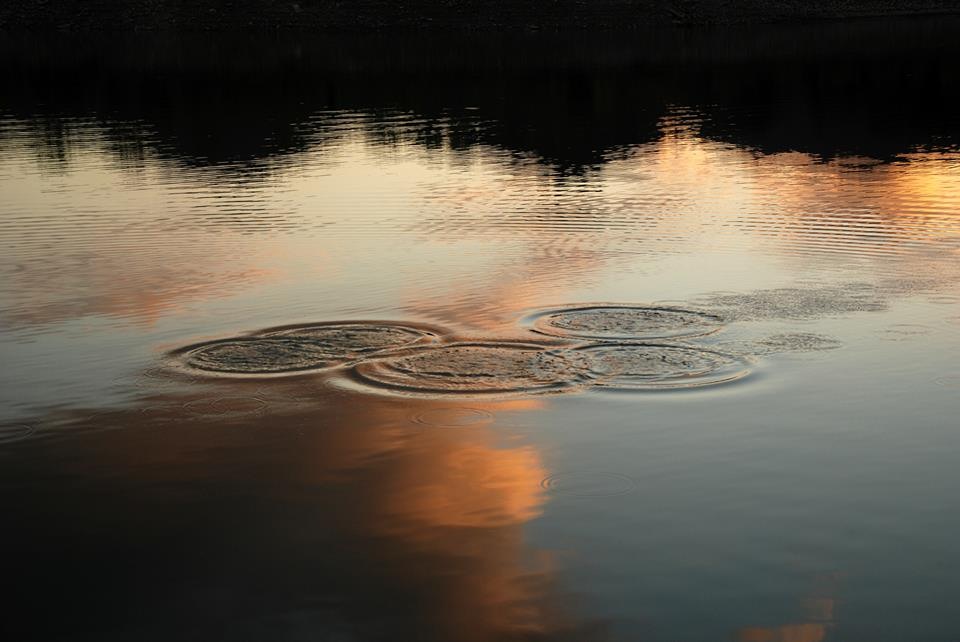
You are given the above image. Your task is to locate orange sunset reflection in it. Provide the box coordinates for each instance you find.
[8,382,598,641]
[736,574,842,642]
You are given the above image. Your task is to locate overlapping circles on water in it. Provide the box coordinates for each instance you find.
[354,342,591,394]
[165,305,778,395]
[173,322,440,376]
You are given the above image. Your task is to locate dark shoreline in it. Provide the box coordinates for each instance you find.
[2,0,960,31]
[4,15,959,173]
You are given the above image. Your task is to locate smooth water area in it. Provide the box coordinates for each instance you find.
[2,20,960,641]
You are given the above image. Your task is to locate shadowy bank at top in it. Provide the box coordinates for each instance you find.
[1,18,959,174]
[2,0,959,30]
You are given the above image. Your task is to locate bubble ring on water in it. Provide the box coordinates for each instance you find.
[0,423,37,445]
[412,407,495,427]
[172,322,445,378]
[521,304,725,341]
[352,342,592,396]
[541,472,638,498]
[255,321,442,353]
[173,337,352,376]
[566,342,752,390]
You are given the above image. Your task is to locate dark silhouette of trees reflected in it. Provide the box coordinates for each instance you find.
[2,17,959,174]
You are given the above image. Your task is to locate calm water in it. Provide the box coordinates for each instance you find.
[2,20,960,642]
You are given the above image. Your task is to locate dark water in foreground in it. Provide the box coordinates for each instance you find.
[2,19,960,642]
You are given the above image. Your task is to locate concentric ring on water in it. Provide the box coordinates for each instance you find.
[353,342,592,395]
[173,321,442,377]
[523,305,725,341]
[256,321,438,352]
[566,342,751,390]
[412,407,495,426]
[184,396,269,417]
[177,337,347,375]
[541,472,638,498]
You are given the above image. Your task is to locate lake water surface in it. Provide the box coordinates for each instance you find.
[2,19,960,642]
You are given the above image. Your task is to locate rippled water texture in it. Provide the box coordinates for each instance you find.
[570,343,751,390]
[354,342,591,394]
[525,305,725,340]
[3,21,960,642]
[175,322,439,375]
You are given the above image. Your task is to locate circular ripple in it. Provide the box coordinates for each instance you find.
[175,322,441,377]
[178,337,346,375]
[354,342,590,395]
[0,423,37,444]
[258,322,438,353]
[568,343,751,390]
[118,367,200,389]
[525,305,724,341]
[413,407,494,427]
[541,472,638,498]
[184,396,269,417]
[935,376,960,388]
